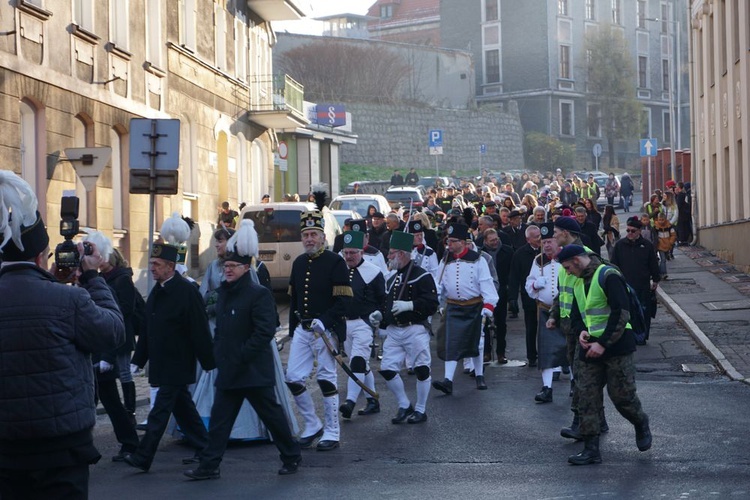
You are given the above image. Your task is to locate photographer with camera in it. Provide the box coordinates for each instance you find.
[0,172,125,499]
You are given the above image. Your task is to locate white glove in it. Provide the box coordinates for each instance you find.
[481,307,494,319]
[391,300,414,315]
[369,311,383,328]
[534,277,547,290]
[438,307,445,316]
[99,360,113,373]
[130,363,141,375]
[310,319,326,334]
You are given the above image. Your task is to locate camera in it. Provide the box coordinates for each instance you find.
[54,196,91,270]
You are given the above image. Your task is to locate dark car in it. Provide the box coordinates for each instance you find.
[384,186,425,210]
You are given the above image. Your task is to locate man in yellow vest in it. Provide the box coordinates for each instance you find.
[556,244,651,465]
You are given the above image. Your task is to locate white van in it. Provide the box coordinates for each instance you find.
[238,202,341,291]
[329,194,390,217]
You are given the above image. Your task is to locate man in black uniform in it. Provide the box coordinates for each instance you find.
[285,211,352,451]
[502,209,527,251]
[338,230,386,418]
[184,222,302,479]
[375,231,439,424]
[125,242,216,472]
[507,225,542,366]
[405,168,419,185]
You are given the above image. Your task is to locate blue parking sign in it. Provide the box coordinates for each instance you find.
[429,129,443,147]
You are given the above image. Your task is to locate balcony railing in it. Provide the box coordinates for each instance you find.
[250,74,304,117]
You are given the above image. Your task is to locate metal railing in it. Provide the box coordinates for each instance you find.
[249,74,304,118]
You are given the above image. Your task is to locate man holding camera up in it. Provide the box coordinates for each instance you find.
[0,172,125,499]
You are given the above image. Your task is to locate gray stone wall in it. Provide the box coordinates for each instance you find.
[340,102,524,171]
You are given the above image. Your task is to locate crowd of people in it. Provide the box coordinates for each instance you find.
[0,167,695,497]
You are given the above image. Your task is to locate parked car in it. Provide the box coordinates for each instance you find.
[330,210,362,229]
[239,202,341,291]
[329,194,390,217]
[416,176,451,190]
[384,186,426,210]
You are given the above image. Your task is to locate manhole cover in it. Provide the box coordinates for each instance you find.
[681,363,716,373]
[702,299,750,311]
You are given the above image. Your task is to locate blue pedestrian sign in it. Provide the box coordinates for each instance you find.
[640,138,658,157]
[480,144,487,155]
[429,129,443,155]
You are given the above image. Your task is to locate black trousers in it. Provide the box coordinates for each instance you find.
[523,302,538,362]
[133,384,208,468]
[200,386,301,470]
[96,375,139,454]
[634,288,653,339]
[490,288,508,358]
[0,463,89,500]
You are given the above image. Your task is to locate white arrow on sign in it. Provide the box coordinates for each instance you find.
[644,140,654,156]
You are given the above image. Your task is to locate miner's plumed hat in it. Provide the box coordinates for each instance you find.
[0,171,49,261]
[407,219,424,233]
[539,222,555,240]
[446,223,470,241]
[300,210,324,232]
[342,231,364,250]
[553,216,581,234]
[349,219,367,233]
[151,242,179,263]
[224,219,258,265]
[556,244,587,263]
[389,231,414,252]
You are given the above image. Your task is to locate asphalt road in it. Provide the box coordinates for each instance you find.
[90,286,750,499]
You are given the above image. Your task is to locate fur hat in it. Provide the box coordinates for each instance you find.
[0,171,48,261]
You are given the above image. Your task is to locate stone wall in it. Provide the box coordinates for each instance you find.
[340,102,524,172]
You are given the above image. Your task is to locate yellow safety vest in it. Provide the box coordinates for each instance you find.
[573,265,631,338]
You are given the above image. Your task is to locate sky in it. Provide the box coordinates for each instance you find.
[274,0,377,35]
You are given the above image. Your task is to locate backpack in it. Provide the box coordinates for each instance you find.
[598,265,648,345]
[132,290,147,337]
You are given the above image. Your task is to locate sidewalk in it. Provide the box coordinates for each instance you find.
[656,244,750,384]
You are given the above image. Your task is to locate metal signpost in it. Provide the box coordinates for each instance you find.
[278,140,288,195]
[429,129,443,176]
[592,143,602,171]
[479,144,487,179]
[129,118,180,292]
[640,138,658,196]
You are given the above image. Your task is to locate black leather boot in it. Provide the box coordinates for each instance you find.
[599,408,609,433]
[534,386,552,403]
[635,415,652,451]
[560,410,582,440]
[339,400,355,419]
[121,381,137,427]
[432,378,453,395]
[567,435,602,465]
[358,398,380,416]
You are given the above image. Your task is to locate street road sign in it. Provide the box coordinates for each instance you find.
[429,129,443,155]
[640,138,658,157]
[480,144,487,155]
[278,141,288,160]
[129,119,180,170]
[592,143,602,158]
[64,147,112,192]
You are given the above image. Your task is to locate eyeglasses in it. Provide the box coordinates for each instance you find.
[223,263,245,270]
[626,229,639,234]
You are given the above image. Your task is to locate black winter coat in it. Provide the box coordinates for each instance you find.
[213,272,277,389]
[131,273,215,385]
[508,243,541,308]
[609,236,661,292]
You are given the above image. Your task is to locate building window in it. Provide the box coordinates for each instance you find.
[611,0,621,25]
[663,110,671,144]
[73,0,94,32]
[638,56,648,87]
[560,101,574,136]
[146,0,161,66]
[484,0,498,22]
[719,0,727,74]
[559,45,571,79]
[179,0,196,50]
[19,100,38,192]
[642,108,651,138]
[558,0,568,16]
[235,17,248,81]
[585,0,595,20]
[215,3,227,71]
[662,58,670,91]
[485,49,500,84]
[660,3,669,34]
[110,128,124,230]
[732,0,740,62]
[637,0,646,29]
[110,0,129,49]
[380,5,392,19]
[587,104,602,137]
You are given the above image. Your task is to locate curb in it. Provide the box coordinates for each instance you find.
[656,287,748,384]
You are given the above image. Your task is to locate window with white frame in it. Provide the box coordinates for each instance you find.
[484,49,500,84]
[587,103,602,137]
[109,128,123,230]
[73,0,94,32]
[663,110,671,144]
[235,14,248,81]
[638,55,648,87]
[660,2,670,34]
[179,0,197,51]
[215,3,227,71]
[558,0,568,16]
[482,1,501,85]
[109,0,129,49]
[611,0,621,25]
[662,58,670,91]
[642,108,651,138]
[637,0,646,29]
[380,5,392,19]
[146,0,161,66]
[484,0,498,22]
[585,0,595,20]
[560,100,574,136]
[20,100,37,192]
[559,44,571,79]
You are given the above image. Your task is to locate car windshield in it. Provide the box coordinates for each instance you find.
[330,199,377,214]
[242,209,301,243]
[385,191,420,201]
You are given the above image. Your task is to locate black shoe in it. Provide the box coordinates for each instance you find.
[534,386,553,403]
[568,436,602,466]
[560,411,582,440]
[562,365,570,375]
[391,405,415,424]
[123,454,150,472]
[112,450,133,463]
[407,411,427,424]
[278,458,302,475]
[528,359,537,368]
[135,422,148,431]
[635,416,652,451]
[339,400,355,419]
[552,371,561,382]
[432,378,453,395]
[184,468,220,480]
[298,427,324,449]
[181,454,201,465]
[469,370,476,378]
[358,398,380,416]
[476,375,488,390]
[316,440,339,451]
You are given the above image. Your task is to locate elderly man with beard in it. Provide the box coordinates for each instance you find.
[285,211,352,452]
[375,231,439,424]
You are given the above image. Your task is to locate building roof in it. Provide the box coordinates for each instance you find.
[366,0,439,26]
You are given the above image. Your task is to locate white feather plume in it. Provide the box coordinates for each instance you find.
[160,212,191,244]
[0,171,39,252]
[226,219,258,258]
[83,231,113,262]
